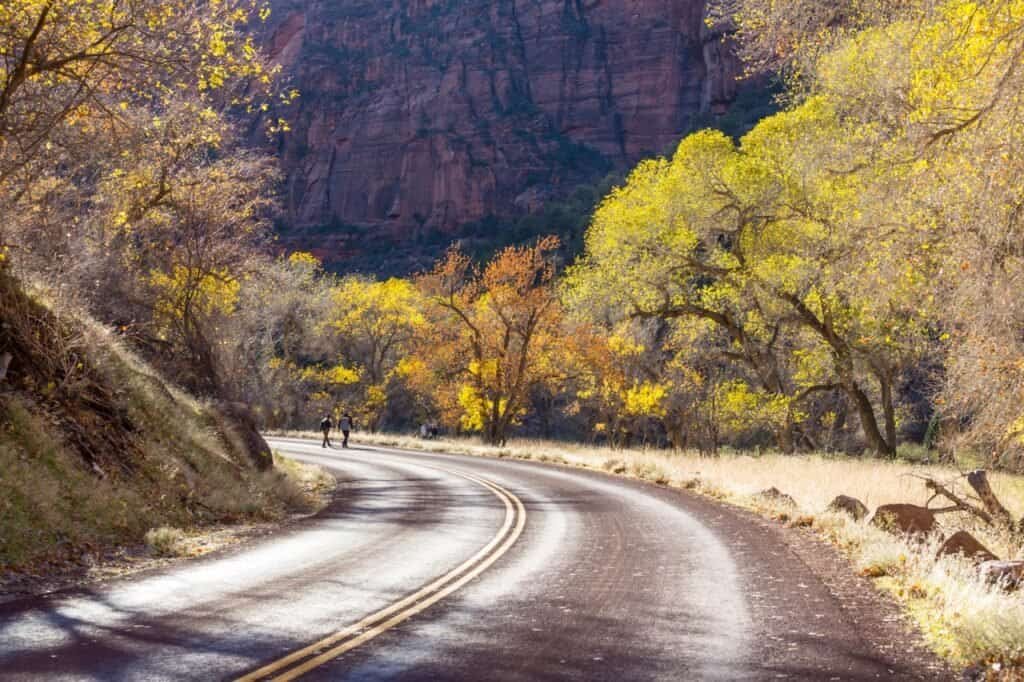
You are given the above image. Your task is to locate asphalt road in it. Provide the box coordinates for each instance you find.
[0,438,942,681]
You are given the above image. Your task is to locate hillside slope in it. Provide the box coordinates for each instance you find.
[0,274,312,572]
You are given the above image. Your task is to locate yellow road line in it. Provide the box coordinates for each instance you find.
[236,466,527,682]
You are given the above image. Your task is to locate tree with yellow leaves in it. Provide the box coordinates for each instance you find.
[0,0,281,258]
[417,236,565,445]
[325,277,429,430]
[727,0,1024,466]
[566,93,938,456]
[141,151,278,394]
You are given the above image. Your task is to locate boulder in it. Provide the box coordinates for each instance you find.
[827,495,869,521]
[870,504,937,535]
[936,531,998,563]
[210,401,274,472]
[756,487,797,508]
[979,560,1024,590]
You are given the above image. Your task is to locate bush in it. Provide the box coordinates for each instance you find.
[145,527,188,557]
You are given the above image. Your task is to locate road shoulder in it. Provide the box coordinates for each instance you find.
[0,453,339,606]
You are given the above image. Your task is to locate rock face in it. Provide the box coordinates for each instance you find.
[262,0,744,249]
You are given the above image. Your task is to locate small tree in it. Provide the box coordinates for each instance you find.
[417,236,564,445]
[325,277,428,430]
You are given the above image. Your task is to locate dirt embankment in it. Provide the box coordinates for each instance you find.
[0,273,327,579]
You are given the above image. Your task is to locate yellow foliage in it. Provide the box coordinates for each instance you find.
[715,380,797,433]
[150,266,239,324]
[623,382,668,418]
[288,251,321,269]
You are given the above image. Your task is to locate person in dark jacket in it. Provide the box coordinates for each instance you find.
[320,414,333,448]
[339,413,353,449]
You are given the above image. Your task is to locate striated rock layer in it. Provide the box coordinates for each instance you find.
[263,0,743,249]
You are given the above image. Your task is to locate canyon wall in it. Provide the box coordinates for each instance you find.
[263,0,743,257]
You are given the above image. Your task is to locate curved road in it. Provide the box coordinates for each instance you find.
[0,439,940,681]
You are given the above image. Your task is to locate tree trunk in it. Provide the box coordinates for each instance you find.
[879,369,897,455]
[967,470,1017,530]
[778,418,795,454]
[829,399,847,451]
[484,394,502,446]
[845,382,895,457]
[666,416,686,451]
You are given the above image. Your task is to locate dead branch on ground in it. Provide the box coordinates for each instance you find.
[912,470,1021,535]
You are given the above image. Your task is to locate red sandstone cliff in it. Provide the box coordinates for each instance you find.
[263,0,743,245]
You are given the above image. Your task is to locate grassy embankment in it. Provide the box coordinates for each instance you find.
[0,284,333,573]
[277,429,1024,673]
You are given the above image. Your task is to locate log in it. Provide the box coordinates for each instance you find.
[966,470,1016,529]
[921,476,992,525]
[0,351,10,382]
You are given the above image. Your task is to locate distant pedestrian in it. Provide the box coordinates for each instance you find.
[339,413,353,448]
[320,414,333,448]
[420,423,429,439]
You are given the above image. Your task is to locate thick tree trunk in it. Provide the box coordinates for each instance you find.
[967,470,1017,530]
[846,383,895,457]
[778,418,795,454]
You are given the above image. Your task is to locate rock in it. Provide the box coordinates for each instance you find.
[259,0,749,252]
[756,487,797,508]
[210,402,274,472]
[700,9,742,113]
[979,560,1024,590]
[870,504,937,535]
[936,531,998,563]
[827,495,869,521]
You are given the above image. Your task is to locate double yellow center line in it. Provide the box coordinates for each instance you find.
[236,467,527,681]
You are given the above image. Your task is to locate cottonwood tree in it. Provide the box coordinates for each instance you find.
[888,0,1024,469]
[218,252,336,427]
[566,95,937,456]
[0,0,292,410]
[141,152,278,395]
[323,277,429,430]
[0,0,276,257]
[417,237,565,446]
[757,0,1024,468]
[719,0,921,85]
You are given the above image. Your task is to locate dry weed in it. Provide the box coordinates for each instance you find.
[144,527,188,557]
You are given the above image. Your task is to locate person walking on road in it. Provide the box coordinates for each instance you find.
[339,413,353,449]
[320,414,333,448]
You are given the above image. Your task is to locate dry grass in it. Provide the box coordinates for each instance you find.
[144,527,188,557]
[270,429,1024,671]
[0,298,335,573]
[269,454,335,514]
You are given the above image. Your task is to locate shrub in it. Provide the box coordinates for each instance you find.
[145,527,188,557]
